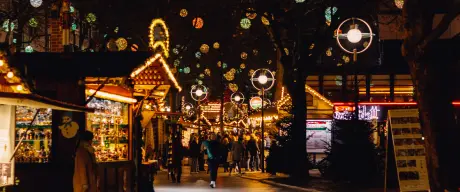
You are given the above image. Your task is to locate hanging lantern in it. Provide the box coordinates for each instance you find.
[326,47,332,56]
[240,18,251,29]
[200,44,209,54]
[195,52,202,59]
[205,68,211,76]
[180,9,188,17]
[30,0,42,8]
[217,61,222,68]
[192,17,204,29]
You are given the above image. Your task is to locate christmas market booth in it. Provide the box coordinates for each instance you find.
[0,54,93,192]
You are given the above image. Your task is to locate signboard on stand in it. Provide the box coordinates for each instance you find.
[306,120,332,153]
[250,97,263,110]
[387,109,430,192]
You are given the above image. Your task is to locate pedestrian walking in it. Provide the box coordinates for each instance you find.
[204,133,221,188]
[247,135,260,171]
[221,137,230,172]
[73,131,97,192]
[189,134,201,173]
[229,136,244,176]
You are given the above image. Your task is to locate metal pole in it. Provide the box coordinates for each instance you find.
[261,88,265,173]
[353,50,359,120]
[198,100,201,136]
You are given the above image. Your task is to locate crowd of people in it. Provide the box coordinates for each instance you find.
[186,130,273,188]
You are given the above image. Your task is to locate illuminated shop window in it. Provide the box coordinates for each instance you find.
[369,75,390,102]
[323,75,343,101]
[394,74,414,102]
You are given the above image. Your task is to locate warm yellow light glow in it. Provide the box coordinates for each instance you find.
[195,89,203,97]
[86,89,137,104]
[149,19,170,58]
[234,95,241,102]
[159,57,182,92]
[131,54,162,78]
[16,85,23,91]
[0,60,4,67]
[258,74,268,84]
[347,28,362,43]
[6,71,14,78]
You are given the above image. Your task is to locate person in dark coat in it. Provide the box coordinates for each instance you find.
[189,134,201,173]
[229,136,244,175]
[246,135,260,171]
[220,137,230,172]
[204,133,221,188]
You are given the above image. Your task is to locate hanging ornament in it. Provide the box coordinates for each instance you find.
[86,13,97,24]
[196,63,201,68]
[184,67,191,74]
[25,45,33,53]
[337,63,343,67]
[180,9,188,17]
[240,52,248,60]
[284,48,289,55]
[213,42,220,49]
[179,68,183,73]
[253,49,259,56]
[131,44,139,52]
[28,18,38,28]
[200,44,209,54]
[222,63,228,69]
[71,23,77,31]
[30,0,42,8]
[195,52,202,59]
[363,41,369,48]
[267,60,272,65]
[240,18,251,29]
[246,12,257,20]
[70,6,75,13]
[261,16,270,26]
[309,43,315,50]
[114,27,119,33]
[192,17,204,29]
[171,68,177,74]
[229,83,239,92]
[217,61,222,68]
[173,48,179,55]
[325,7,338,26]
[224,71,235,81]
[326,47,332,56]
[116,38,128,50]
[343,55,350,63]
[394,0,404,9]
[174,59,180,67]
[198,80,203,85]
[295,0,305,3]
[199,73,205,79]
[240,63,246,69]
[204,68,211,76]
[248,69,255,77]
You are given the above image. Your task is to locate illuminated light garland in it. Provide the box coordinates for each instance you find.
[305,84,334,107]
[158,57,182,92]
[149,19,170,58]
[131,54,162,78]
[86,89,137,104]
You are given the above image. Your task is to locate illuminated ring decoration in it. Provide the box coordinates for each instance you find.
[149,18,170,58]
[250,68,275,91]
[231,92,245,105]
[335,17,373,54]
[182,102,195,117]
[190,84,208,101]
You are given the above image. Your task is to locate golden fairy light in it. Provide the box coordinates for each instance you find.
[180,9,188,17]
[149,18,170,58]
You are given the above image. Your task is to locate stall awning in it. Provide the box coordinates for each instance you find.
[0,92,93,112]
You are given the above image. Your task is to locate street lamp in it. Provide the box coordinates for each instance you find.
[336,17,374,119]
[191,85,208,134]
[231,92,245,133]
[250,69,275,173]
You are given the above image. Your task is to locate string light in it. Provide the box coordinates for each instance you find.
[149,19,170,58]
[86,89,137,104]
[6,71,14,78]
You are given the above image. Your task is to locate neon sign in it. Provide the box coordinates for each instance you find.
[333,105,382,121]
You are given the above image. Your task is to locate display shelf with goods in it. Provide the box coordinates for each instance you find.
[87,97,129,162]
[14,106,52,164]
[0,105,15,187]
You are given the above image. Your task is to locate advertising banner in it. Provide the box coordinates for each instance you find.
[306,120,331,153]
[388,109,430,192]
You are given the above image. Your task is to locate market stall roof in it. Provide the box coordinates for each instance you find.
[0,92,93,112]
[276,84,334,117]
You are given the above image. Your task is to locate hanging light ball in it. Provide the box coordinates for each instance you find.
[25,45,33,53]
[249,69,255,77]
[222,63,228,69]
[205,68,211,76]
[347,28,362,43]
[240,18,251,29]
[6,72,14,78]
[267,60,273,65]
[261,16,270,26]
[86,13,97,24]
[192,17,204,29]
[241,52,248,60]
[200,44,209,54]
[28,18,38,28]
[394,0,404,9]
[196,63,200,68]
[199,73,205,79]
[217,61,222,68]
[184,67,191,74]
[30,0,42,8]
[213,42,220,49]
[70,6,75,13]
[363,41,369,48]
[116,38,128,50]
[180,9,188,17]
[173,48,179,55]
[195,52,202,59]
[131,44,139,52]
[246,12,257,20]
[71,23,77,31]
[325,7,338,25]
[326,48,332,56]
[240,63,246,69]
[295,0,305,3]
[174,59,180,67]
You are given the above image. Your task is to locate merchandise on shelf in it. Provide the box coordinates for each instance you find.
[87,97,129,162]
[15,107,52,163]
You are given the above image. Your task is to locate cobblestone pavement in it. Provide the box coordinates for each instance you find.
[154,166,303,192]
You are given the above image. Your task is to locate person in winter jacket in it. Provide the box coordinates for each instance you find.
[246,135,260,171]
[73,131,98,192]
[229,136,245,175]
[189,134,201,173]
[204,133,220,188]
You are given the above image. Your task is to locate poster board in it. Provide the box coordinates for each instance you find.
[306,120,331,153]
[387,109,430,192]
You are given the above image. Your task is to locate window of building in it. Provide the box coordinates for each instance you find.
[370,75,390,102]
[394,74,414,102]
[323,75,343,101]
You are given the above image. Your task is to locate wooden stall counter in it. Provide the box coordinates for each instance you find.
[97,161,134,192]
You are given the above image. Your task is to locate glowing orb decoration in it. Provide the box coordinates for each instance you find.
[196,63,200,68]
[363,41,369,47]
[192,17,204,29]
[200,44,209,54]
[174,59,180,67]
[199,73,205,79]
[205,68,211,76]
[240,63,246,69]
[195,89,203,96]
[217,61,222,68]
[343,55,350,63]
[258,75,268,84]
[229,83,239,92]
[395,0,404,9]
[25,45,33,53]
[249,69,255,76]
[180,9,188,17]
[246,12,257,20]
[184,67,191,74]
[71,23,77,31]
[195,52,202,59]
[326,48,332,56]
[295,0,305,3]
[30,0,42,8]
[241,52,248,60]
[222,63,228,69]
[16,85,23,91]
[213,42,220,49]
[325,7,338,25]
[86,13,97,23]
[70,6,75,13]
[347,28,362,43]
[6,71,14,78]
[253,49,258,55]
[234,95,241,102]
[250,68,275,91]
[173,48,179,55]
[28,18,38,28]
[261,16,270,25]
[224,71,235,81]
[198,80,203,85]
[116,38,128,50]
[131,44,139,52]
[240,18,251,29]
[191,85,208,101]
[267,60,272,65]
